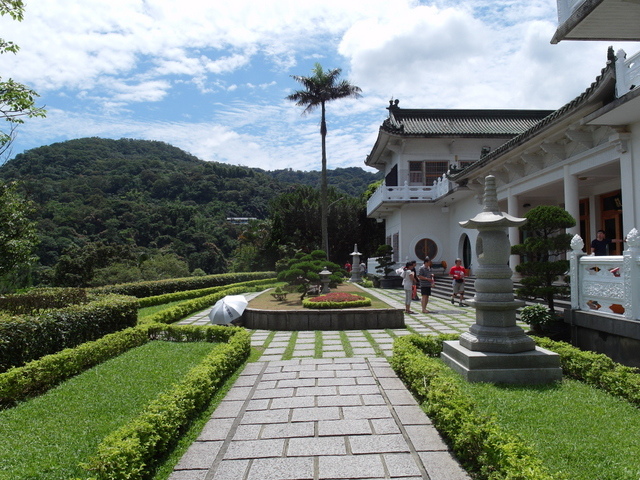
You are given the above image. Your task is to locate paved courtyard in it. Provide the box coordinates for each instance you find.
[169,286,520,479]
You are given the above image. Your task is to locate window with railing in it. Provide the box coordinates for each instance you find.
[409,161,449,185]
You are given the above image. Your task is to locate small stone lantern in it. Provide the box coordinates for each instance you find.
[319,267,332,294]
[349,244,363,283]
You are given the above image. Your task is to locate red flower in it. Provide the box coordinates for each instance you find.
[308,292,366,302]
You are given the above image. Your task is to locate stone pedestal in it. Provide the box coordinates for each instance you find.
[440,175,561,384]
[441,341,562,384]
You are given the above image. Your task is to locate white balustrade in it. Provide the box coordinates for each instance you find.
[366,175,452,216]
[569,228,640,320]
[615,49,640,97]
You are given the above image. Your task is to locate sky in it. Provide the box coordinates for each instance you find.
[2,0,639,172]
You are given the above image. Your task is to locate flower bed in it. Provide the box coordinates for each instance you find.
[302,292,371,309]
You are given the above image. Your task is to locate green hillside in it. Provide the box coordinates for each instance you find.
[0,137,381,287]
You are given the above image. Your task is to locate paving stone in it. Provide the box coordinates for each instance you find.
[261,371,298,381]
[376,377,406,389]
[174,441,222,469]
[318,454,386,479]
[296,385,338,396]
[298,370,336,379]
[247,456,315,480]
[317,394,362,407]
[342,405,392,420]
[405,425,448,451]
[246,398,270,411]
[241,409,290,425]
[224,438,285,459]
[338,385,381,396]
[232,424,262,441]
[261,421,315,439]
[270,395,316,410]
[393,405,431,425]
[418,451,472,479]
[211,459,250,480]
[383,453,423,477]
[277,378,316,388]
[291,406,341,422]
[287,436,347,456]
[317,376,355,386]
[362,394,386,406]
[197,418,234,441]
[318,418,372,436]
[370,417,402,435]
[168,469,208,480]
[349,434,410,454]
[251,387,295,399]
[384,389,419,406]
[233,374,259,387]
[222,386,253,401]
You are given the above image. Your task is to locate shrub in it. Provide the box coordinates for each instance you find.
[0,294,138,373]
[302,292,371,309]
[519,304,555,330]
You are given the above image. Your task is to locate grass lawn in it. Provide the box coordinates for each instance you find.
[461,378,640,480]
[0,341,220,480]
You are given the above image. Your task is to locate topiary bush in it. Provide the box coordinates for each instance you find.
[276,250,344,300]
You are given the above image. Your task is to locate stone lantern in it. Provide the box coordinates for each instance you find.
[349,244,363,283]
[319,267,332,294]
[441,175,561,384]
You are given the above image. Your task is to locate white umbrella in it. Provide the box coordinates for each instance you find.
[209,295,248,325]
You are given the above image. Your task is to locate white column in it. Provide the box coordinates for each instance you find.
[507,189,520,272]
[617,131,639,232]
[563,165,580,236]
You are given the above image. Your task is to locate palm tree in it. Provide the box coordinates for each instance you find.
[286,63,362,259]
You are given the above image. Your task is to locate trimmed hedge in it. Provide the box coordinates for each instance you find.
[137,278,277,308]
[92,271,276,298]
[0,325,151,408]
[140,282,279,325]
[0,294,138,373]
[391,334,555,480]
[0,323,246,409]
[83,327,250,480]
[534,336,640,407]
[0,287,88,315]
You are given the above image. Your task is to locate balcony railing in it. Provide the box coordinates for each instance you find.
[615,49,640,97]
[569,228,640,321]
[367,174,451,217]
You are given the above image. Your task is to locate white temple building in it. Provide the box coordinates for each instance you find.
[365,0,640,366]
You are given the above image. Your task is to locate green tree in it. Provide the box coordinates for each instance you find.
[511,205,576,313]
[0,0,46,157]
[0,181,38,287]
[286,63,361,259]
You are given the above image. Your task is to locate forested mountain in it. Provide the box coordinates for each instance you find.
[0,137,381,287]
[260,167,381,197]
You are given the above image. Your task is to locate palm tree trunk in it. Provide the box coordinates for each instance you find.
[320,102,329,260]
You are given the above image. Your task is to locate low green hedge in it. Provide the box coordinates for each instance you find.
[391,334,554,480]
[0,287,88,315]
[0,323,247,409]
[92,272,276,298]
[302,298,372,309]
[0,294,138,373]
[140,282,279,325]
[137,278,276,308]
[391,334,640,480]
[534,336,640,407]
[83,327,250,480]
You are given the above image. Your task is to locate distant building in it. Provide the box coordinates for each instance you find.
[226,217,257,225]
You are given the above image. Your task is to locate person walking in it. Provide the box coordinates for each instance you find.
[449,258,466,307]
[417,257,435,313]
[401,260,416,314]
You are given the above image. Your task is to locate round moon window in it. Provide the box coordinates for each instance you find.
[414,238,438,261]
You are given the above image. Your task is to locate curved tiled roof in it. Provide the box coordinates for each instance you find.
[381,102,553,137]
[449,59,616,180]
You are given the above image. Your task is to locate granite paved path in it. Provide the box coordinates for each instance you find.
[169,286,514,479]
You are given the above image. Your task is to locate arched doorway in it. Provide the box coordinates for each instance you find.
[461,234,472,268]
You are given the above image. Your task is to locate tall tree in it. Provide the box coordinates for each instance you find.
[0,181,38,280]
[286,63,361,259]
[0,0,46,159]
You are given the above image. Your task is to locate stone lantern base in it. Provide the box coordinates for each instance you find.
[441,341,562,384]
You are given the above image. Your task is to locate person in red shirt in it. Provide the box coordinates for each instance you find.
[449,258,466,307]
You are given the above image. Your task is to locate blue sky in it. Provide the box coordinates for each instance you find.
[2,0,638,171]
